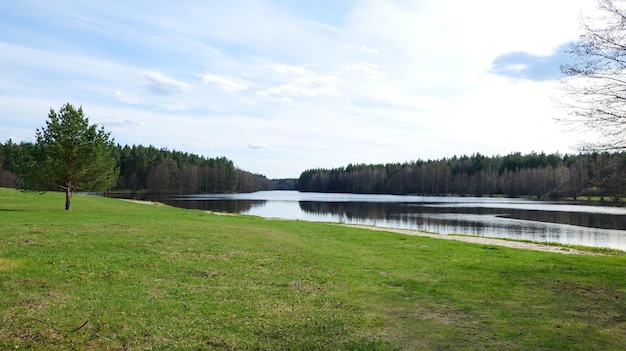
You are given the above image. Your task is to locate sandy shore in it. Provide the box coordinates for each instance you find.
[120,199,157,205]
[343,224,589,255]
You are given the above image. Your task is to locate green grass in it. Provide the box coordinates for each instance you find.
[1,188,625,350]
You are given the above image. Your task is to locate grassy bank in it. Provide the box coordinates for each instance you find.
[1,188,625,350]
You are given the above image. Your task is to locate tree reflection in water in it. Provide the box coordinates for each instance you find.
[161,191,626,251]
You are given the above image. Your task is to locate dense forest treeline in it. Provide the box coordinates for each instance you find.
[0,140,274,194]
[298,152,626,200]
[3,139,626,200]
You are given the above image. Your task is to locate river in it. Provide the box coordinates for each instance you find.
[163,191,626,251]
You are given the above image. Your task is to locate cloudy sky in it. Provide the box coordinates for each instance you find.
[0,0,600,178]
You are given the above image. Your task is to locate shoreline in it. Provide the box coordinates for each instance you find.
[342,224,592,255]
[118,198,602,254]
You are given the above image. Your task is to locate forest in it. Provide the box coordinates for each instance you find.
[0,141,274,195]
[3,139,626,200]
[298,152,626,201]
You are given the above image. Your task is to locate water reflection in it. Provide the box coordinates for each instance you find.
[297,201,626,250]
[164,191,626,251]
[165,198,264,213]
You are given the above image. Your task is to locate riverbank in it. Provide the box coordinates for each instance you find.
[124,196,595,254]
[1,188,624,350]
[343,225,595,254]
[156,190,626,251]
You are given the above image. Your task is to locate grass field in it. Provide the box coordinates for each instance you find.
[1,188,625,350]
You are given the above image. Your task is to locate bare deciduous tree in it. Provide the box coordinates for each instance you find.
[560,0,626,151]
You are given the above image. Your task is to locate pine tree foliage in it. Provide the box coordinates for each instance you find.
[15,103,118,210]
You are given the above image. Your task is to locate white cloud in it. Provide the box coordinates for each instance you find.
[361,45,379,54]
[256,64,340,98]
[114,90,139,104]
[248,143,269,150]
[140,70,193,95]
[201,72,248,92]
[161,103,190,111]
[99,118,141,129]
[343,61,387,79]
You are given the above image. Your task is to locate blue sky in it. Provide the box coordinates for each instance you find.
[0,0,598,178]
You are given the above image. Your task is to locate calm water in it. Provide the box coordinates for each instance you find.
[166,191,626,251]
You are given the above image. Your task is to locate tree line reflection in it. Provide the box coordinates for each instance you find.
[298,201,626,230]
[164,198,264,213]
[157,196,626,250]
[163,198,626,231]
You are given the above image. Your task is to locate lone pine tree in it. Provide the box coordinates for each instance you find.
[16,103,118,210]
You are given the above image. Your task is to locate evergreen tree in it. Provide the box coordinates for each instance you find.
[15,103,118,210]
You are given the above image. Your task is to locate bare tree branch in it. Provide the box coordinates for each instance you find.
[559,0,626,151]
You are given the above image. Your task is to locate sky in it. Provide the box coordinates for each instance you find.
[0,0,601,179]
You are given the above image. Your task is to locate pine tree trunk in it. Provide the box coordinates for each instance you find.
[65,182,72,211]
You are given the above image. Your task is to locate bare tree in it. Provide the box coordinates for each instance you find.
[591,152,626,202]
[560,0,626,151]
